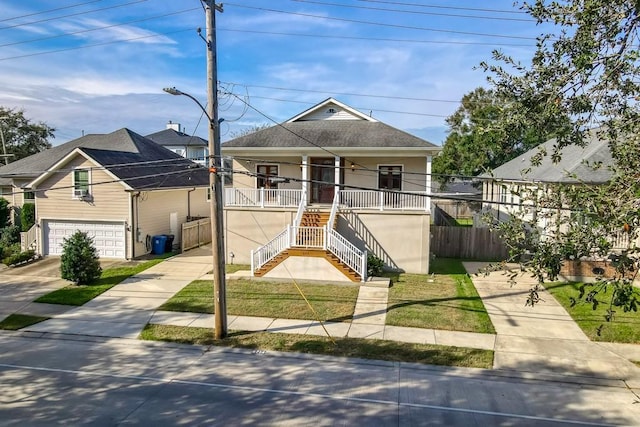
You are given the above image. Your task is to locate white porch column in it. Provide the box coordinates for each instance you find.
[425,155,432,213]
[334,155,340,196]
[301,155,308,204]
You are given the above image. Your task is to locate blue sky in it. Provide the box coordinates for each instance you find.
[1,0,543,145]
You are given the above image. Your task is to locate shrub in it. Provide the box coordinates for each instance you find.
[3,249,35,266]
[20,203,35,232]
[367,253,384,277]
[1,243,21,265]
[0,226,21,247]
[60,231,102,285]
[0,198,9,229]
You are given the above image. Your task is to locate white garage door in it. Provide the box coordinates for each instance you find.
[43,220,126,259]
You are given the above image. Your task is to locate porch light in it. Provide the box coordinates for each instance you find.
[351,162,355,171]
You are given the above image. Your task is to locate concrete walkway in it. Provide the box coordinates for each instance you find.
[464,262,640,386]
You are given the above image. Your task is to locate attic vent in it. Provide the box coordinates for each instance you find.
[327,108,336,114]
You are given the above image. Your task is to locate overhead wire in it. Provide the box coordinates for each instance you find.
[0,0,104,23]
[356,0,529,15]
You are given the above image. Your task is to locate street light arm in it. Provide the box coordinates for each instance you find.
[163,87,212,124]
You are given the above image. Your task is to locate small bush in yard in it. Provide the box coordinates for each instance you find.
[367,253,384,277]
[60,231,102,285]
[4,249,35,266]
[0,225,21,247]
[0,198,9,229]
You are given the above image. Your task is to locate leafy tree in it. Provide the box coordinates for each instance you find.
[0,107,54,163]
[480,0,640,329]
[60,231,102,285]
[20,203,35,232]
[432,87,546,180]
[228,123,271,139]
[0,198,9,229]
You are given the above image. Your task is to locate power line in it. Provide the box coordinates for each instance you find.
[356,0,528,15]
[290,0,535,22]
[225,3,537,40]
[0,0,148,31]
[0,0,104,23]
[0,7,200,48]
[218,27,532,47]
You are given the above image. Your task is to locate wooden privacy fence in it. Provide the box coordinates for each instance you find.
[181,218,212,252]
[430,226,508,261]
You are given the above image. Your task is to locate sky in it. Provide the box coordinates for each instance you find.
[0,0,545,146]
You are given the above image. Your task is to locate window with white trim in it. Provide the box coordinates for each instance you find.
[378,165,402,191]
[23,190,35,203]
[73,169,90,198]
[257,165,279,189]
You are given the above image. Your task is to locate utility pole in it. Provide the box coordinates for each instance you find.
[204,0,227,339]
[0,118,9,165]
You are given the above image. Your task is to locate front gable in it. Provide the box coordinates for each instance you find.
[286,98,377,123]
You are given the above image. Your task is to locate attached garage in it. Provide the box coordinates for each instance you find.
[43,220,126,259]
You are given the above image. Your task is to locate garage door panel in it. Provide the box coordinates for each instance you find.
[44,221,126,259]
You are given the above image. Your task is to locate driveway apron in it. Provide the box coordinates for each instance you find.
[24,249,212,339]
[464,262,640,385]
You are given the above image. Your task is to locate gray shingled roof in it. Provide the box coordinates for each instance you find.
[488,129,613,184]
[0,128,208,190]
[146,128,208,147]
[222,121,437,149]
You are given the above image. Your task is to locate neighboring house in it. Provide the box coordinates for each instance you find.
[146,121,209,165]
[0,128,210,259]
[480,129,613,229]
[431,178,482,225]
[221,98,440,281]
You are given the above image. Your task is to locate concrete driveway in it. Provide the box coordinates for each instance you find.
[0,256,133,322]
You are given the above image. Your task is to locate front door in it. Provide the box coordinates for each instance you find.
[310,158,335,204]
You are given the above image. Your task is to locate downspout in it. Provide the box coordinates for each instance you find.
[129,192,140,259]
[187,187,196,219]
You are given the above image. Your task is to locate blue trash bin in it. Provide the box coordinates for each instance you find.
[152,235,167,255]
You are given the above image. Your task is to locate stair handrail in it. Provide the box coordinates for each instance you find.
[251,226,291,273]
[326,228,367,282]
[292,191,307,229]
[20,223,38,253]
[327,190,340,229]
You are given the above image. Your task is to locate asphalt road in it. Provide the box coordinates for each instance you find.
[1,333,639,426]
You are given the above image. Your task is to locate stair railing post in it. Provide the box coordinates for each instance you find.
[323,225,328,250]
[361,249,367,282]
[250,249,255,276]
[260,187,265,208]
[379,191,384,211]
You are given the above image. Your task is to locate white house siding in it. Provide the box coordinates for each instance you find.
[302,106,362,121]
[134,188,209,256]
[223,208,296,264]
[344,157,428,192]
[230,157,302,191]
[338,211,431,274]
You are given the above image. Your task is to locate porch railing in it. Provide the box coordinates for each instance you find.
[327,228,366,281]
[339,190,430,211]
[20,224,38,252]
[225,188,430,212]
[251,227,290,272]
[225,188,302,208]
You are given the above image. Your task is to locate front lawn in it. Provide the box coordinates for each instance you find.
[546,282,640,344]
[159,279,359,322]
[140,324,494,369]
[35,254,174,306]
[386,258,495,334]
[0,314,49,330]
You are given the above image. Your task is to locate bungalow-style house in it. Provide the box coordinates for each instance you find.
[146,122,209,166]
[0,128,210,259]
[481,129,613,228]
[221,98,440,282]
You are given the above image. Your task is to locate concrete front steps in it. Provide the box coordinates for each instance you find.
[254,248,361,282]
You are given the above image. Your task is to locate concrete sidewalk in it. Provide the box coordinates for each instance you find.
[464,262,640,386]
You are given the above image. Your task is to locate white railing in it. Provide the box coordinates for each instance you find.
[291,226,325,248]
[293,192,307,229]
[339,190,429,211]
[327,228,367,282]
[225,188,302,208]
[327,190,340,228]
[251,227,291,271]
[20,224,38,252]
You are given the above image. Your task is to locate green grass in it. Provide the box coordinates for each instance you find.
[159,279,359,322]
[34,254,174,306]
[386,258,495,334]
[546,282,640,344]
[226,264,250,274]
[140,324,494,369]
[0,314,49,330]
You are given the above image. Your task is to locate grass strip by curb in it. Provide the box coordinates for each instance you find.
[0,314,49,330]
[34,254,174,306]
[140,324,494,369]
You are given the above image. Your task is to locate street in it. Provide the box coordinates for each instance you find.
[1,333,638,426]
